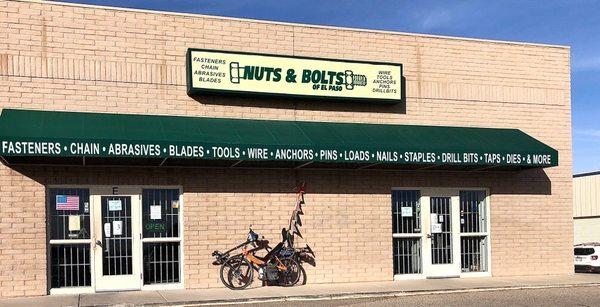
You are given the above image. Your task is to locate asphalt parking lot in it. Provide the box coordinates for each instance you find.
[223,285,600,307]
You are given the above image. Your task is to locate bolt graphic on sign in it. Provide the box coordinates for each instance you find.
[229,62,244,84]
[229,62,367,90]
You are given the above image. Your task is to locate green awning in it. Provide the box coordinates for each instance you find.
[0,109,557,170]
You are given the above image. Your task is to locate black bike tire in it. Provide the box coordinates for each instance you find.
[299,264,307,285]
[220,256,253,290]
[278,257,301,287]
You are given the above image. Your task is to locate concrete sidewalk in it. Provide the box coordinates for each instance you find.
[2,274,600,307]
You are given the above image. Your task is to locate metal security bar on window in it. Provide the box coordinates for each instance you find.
[50,244,91,288]
[460,190,486,233]
[143,242,180,284]
[142,189,180,238]
[430,197,452,265]
[392,190,421,234]
[393,238,422,274]
[461,236,487,272]
[142,189,182,285]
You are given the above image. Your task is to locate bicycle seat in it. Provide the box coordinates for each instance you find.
[256,239,270,247]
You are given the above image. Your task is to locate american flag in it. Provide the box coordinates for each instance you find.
[56,195,79,211]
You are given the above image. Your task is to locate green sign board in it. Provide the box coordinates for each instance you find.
[186,48,404,104]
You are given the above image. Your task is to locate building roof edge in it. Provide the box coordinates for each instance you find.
[574,170,600,178]
[33,0,571,49]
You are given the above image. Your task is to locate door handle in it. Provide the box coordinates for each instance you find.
[426,234,432,239]
[95,240,103,247]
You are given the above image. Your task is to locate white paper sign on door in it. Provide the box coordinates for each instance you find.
[103,222,111,237]
[401,206,413,217]
[108,199,122,211]
[150,205,161,220]
[431,223,442,233]
[113,221,123,236]
[430,213,438,225]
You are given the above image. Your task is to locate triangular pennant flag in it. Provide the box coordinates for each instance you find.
[294,212,302,227]
[297,204,303,215]
[291,222,303,238]
[290,220,299,233]
[294,228,303,239]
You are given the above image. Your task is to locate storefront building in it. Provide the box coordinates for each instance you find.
[0,0,572,298]
[573,171,600,244]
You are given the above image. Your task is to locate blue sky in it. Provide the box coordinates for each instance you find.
[57,0,600,174]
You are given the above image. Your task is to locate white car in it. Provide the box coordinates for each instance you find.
[574,243,600,273]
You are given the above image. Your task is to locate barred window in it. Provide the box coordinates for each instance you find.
[48,188,91,240]
[391,190,421,234]
[392,189,423,276]
[50,244,91,288]
[142,189,180,238]
[142,189,182,285]
[460,190,486,233]
[459,190,489,273]
[48,188,92,289]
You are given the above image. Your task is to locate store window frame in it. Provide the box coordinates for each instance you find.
[46,185,185,295]
[140,187,184,290]
[391,189,423,278]
[47,187,95,295]
[458,189,491,277]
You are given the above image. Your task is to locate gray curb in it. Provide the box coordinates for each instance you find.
[123,282,600,307]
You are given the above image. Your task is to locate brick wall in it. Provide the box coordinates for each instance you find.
[0,165,46,297]
[0,0,571,297]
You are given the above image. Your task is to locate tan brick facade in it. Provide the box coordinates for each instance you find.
[0,0,571,298]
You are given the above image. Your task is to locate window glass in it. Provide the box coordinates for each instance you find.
[50,244,91,288]
[575,248,595,255]
[393,238,422,274]
[391,190,421,234]
[48,188,91,240]
[461,236,487,272]
[143,242,180,284]
[142,189,180,238]
[459,190,486,233]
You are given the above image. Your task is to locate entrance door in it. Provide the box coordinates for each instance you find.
[393,188,489,280]
[93,193,141,291]
[422,194,461,278]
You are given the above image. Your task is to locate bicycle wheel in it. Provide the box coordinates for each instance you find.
[220,256,253,290]
[298,264,307,285]
[277,257,301,287]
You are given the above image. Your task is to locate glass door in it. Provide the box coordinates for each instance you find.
[422,192,461,278]
[92,190,141,291]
